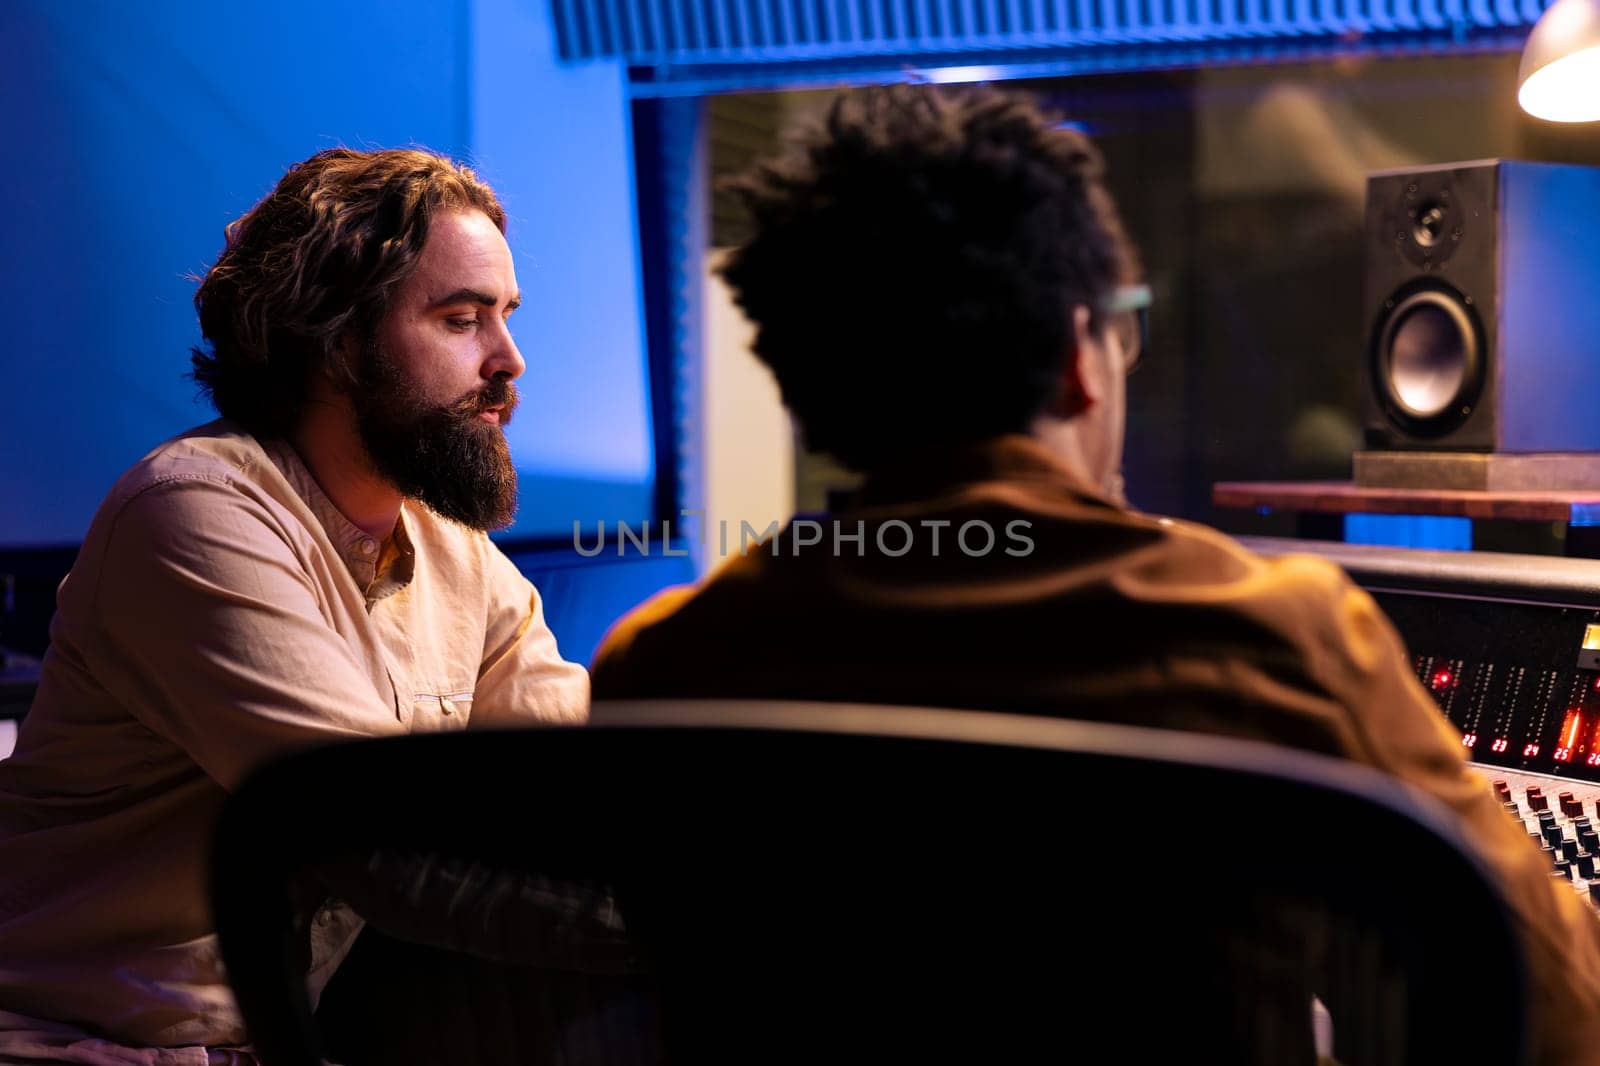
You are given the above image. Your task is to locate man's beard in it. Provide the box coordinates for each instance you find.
[352,338,520,531]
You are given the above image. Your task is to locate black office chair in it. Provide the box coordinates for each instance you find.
[212,701,1530,1066]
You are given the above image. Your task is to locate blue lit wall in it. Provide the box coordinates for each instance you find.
[472,0,655,540]
[0,0,653,547]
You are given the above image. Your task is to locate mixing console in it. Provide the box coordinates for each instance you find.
[1243,538,1600,780]
[1243,538,1600,910]
[1391,597,1600,780]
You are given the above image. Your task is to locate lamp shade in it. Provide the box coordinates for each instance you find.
[1518,0,1600,122]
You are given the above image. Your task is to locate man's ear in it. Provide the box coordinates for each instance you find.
[1043,305,1102,419]
[326,333,364,393]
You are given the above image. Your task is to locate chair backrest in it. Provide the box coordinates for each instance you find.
[212,700,1530,1066]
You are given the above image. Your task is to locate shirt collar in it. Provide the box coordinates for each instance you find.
[369,508,417,602]
[851,434,1123,512]
[262,438,417,600]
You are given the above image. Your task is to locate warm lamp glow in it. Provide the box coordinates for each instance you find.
[1519,44,1600,122]
[1518,0,1600,122]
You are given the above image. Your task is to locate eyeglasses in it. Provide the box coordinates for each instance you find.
[1102,283,1152,375]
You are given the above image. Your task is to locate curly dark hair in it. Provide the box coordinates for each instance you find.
[190,147,505,436]
[718,84,1140,471]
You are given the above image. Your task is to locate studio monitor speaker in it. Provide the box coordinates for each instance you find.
[1364,160,1600,452]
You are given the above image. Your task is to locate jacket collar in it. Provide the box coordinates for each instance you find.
[852,434,1122,512]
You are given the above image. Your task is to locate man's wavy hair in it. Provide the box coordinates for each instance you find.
[190,147,505,436]
[719,84,1140,472]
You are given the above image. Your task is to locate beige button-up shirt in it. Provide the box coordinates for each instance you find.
[0,420,588,1057]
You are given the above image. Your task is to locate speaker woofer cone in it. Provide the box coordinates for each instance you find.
[1374,285,1483,434]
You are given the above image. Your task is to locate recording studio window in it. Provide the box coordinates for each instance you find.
[706,54,1599,529]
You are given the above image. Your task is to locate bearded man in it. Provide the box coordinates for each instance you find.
[0,148,588,1061]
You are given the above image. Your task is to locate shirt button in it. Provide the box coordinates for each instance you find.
[358,538,378,557]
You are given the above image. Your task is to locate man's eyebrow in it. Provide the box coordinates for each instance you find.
[428,288,519,311]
